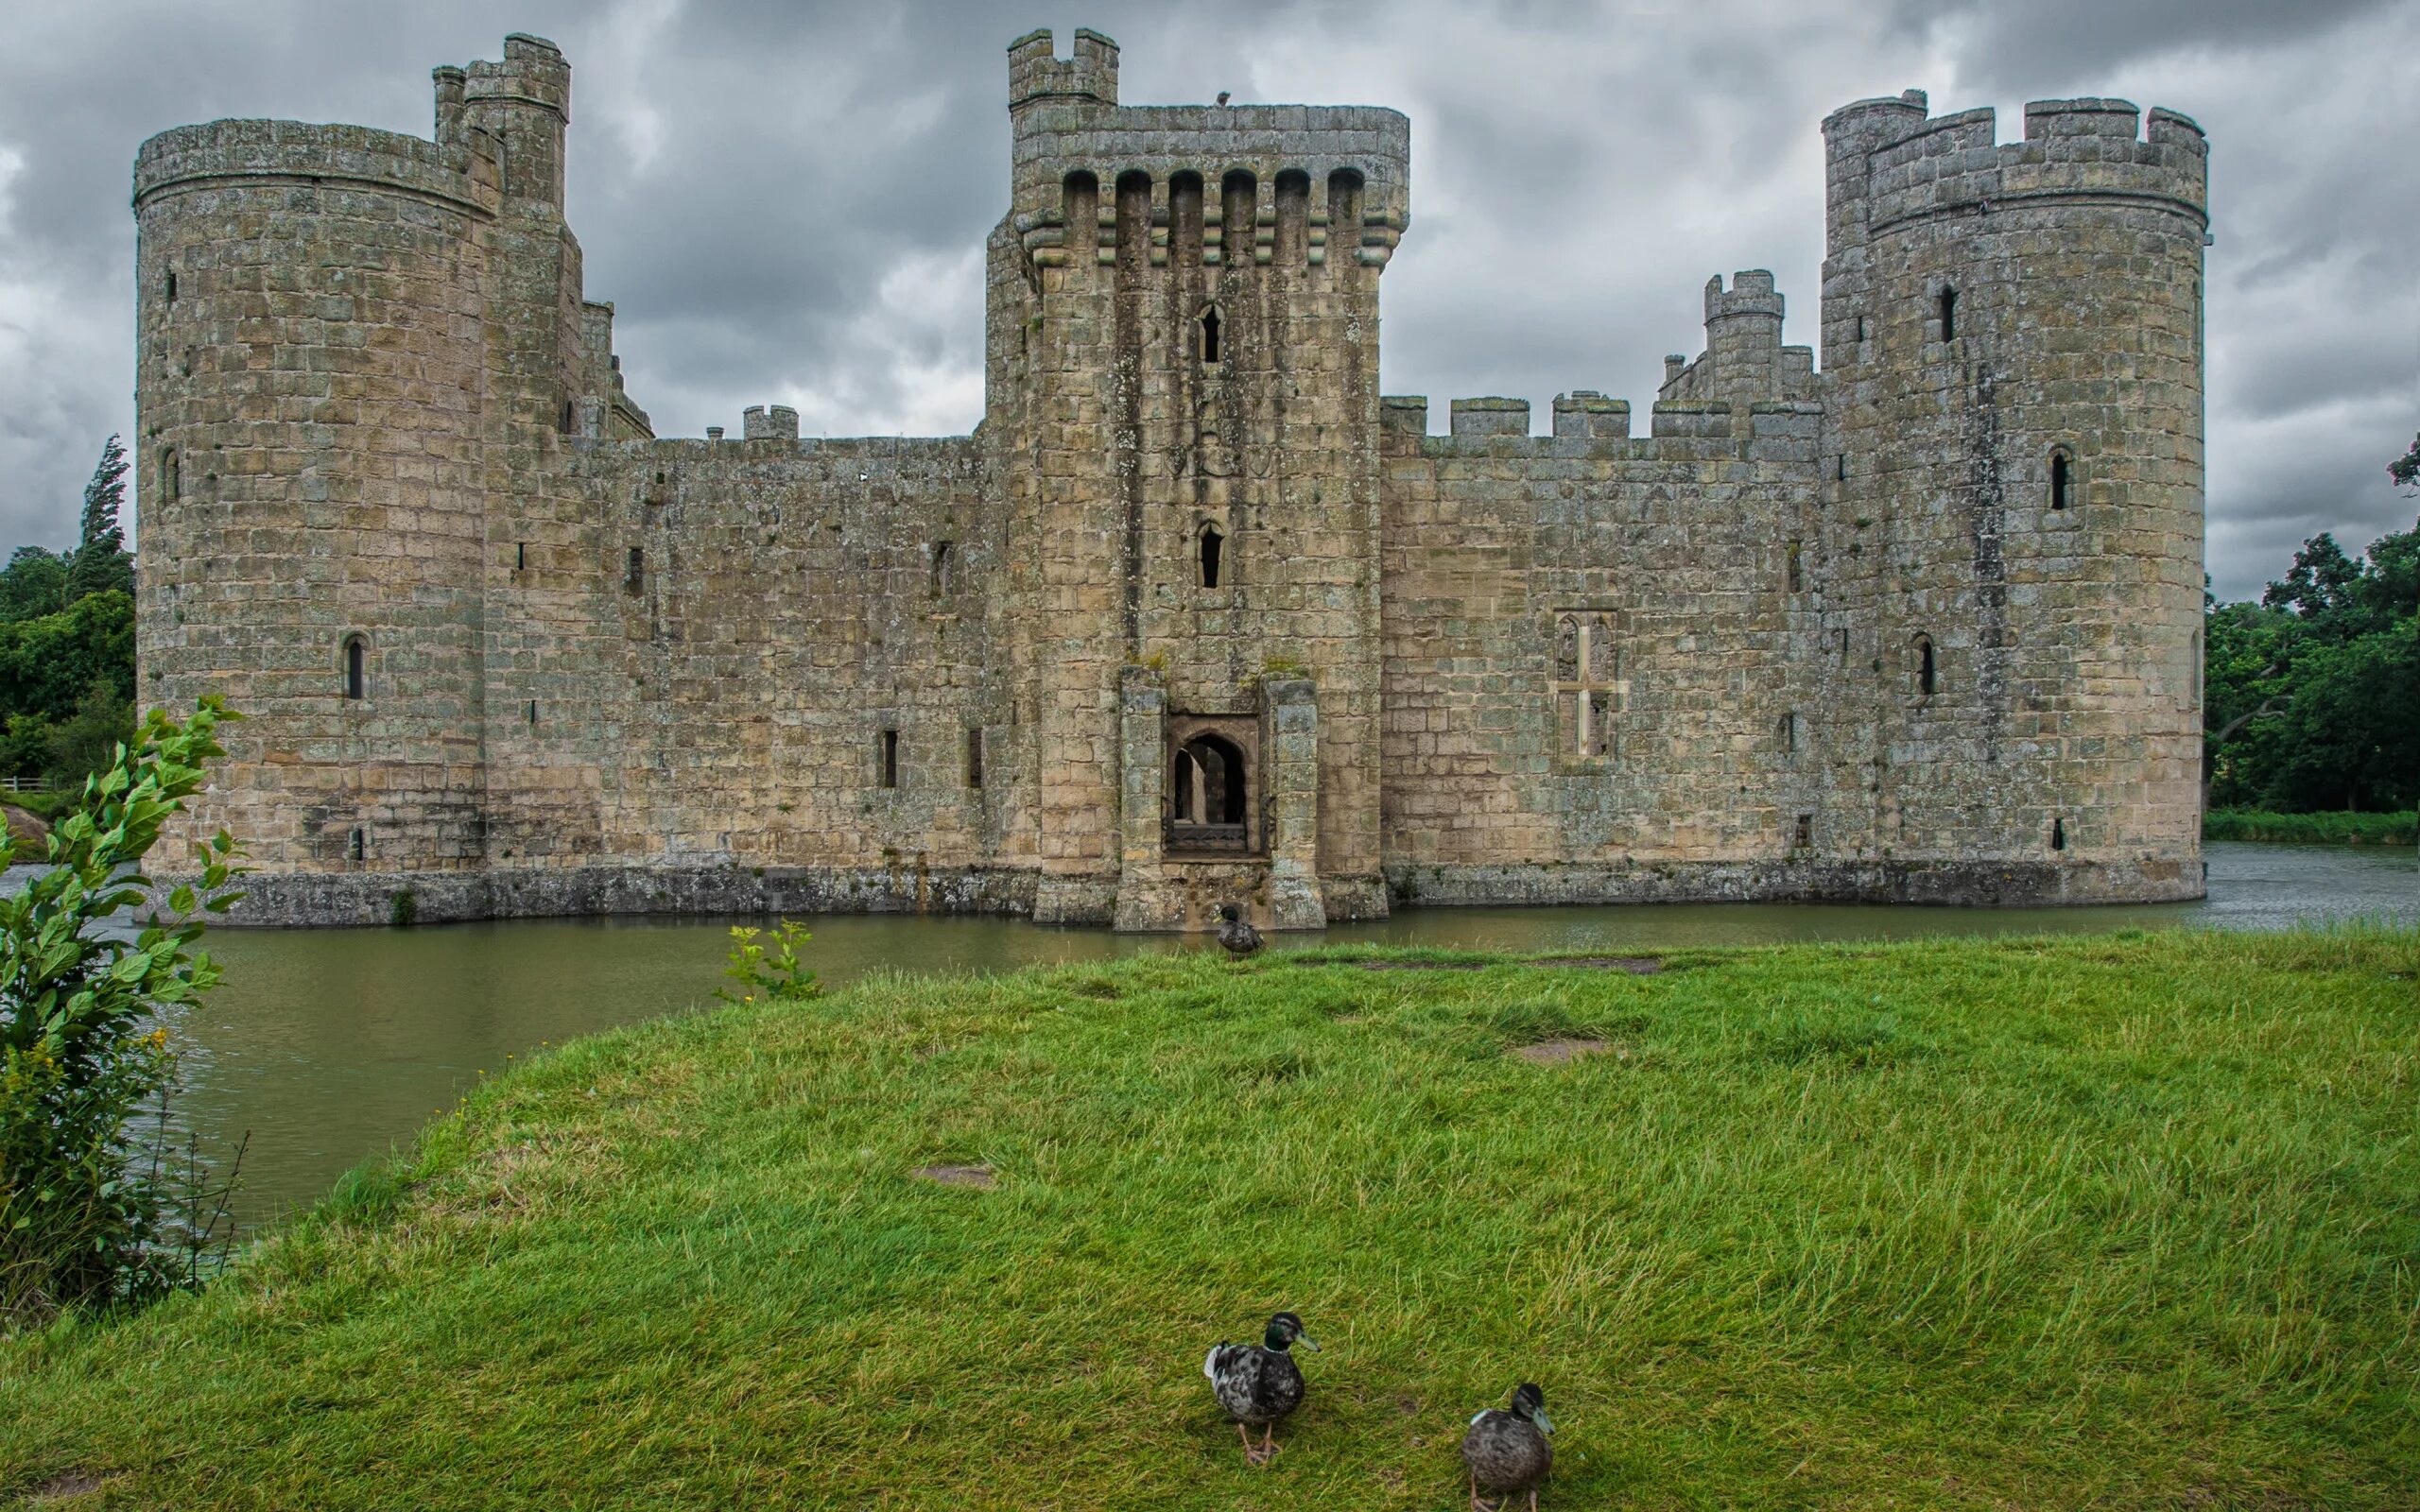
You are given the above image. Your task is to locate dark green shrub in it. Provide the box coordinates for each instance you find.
[0,698,245,1325]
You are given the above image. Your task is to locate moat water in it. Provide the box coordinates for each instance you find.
[103,841,2417,1232]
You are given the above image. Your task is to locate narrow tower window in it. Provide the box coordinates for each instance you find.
[515,541,527,572]
[1787,540,1804,593]
[966,728,985,790]
[931,541,955,598]
[342,635,366,701]
[1199,523,1224,589]
[160,448,179,503]
[348,826,366,862]
[1855,314,1868,341]
[2049,449,2071,511]
[1199,305,1222,364]
[1937,286,1958,342]
[1794,814,1813,850]
[164,270,177,304]
[1915,633,1937,697]
[625,546,644,591]
[878,729,899,790]
[1780,712,1799,752]
[2051,816,2066,851]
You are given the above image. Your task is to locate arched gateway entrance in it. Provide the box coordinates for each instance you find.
[1167,720,1256,853]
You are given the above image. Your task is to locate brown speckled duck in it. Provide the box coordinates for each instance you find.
[1216,903,1262,959]
[1461,1382,1554,1511]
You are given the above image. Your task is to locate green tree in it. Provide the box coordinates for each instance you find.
[2208,516,2420,813]
[0,547,69,624]
[44,677,135,788]
[63,435,134,604]
[2230,618,2420,812]
[0,715,51,782]
[0,591,136,733]
[2391,433,2419,492]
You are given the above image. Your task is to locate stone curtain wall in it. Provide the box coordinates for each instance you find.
[133,29,2207,926]
[1376,380,1828,900]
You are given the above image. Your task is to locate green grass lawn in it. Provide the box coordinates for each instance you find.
[2204,808,2419,846]
[4,929,2416,1509]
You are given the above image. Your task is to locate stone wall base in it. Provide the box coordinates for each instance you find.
[150,865,1041,929]
[147,853,2204,930]
[1384,857,2205,908]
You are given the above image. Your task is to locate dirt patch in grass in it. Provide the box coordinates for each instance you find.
[1512,1038,1617,1065]
[1356,959,1489,972]
[912,1163,996,1190]
[28,1469,102,1501]
[1540,955,1664,974]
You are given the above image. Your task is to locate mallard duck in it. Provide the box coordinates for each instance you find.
[1216,903,1263,958]
[1203,1310,1317,1464]
[1461,1382,1554,1511]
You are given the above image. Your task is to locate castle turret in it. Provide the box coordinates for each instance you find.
[1820,94,2209,898]
[990,28,1410,929]
[461,34,570,207]
[132,117,504,882]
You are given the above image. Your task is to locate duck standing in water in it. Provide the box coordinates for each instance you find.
[1461,1382,1554,1511]
[1216,903,1263,959]
[1203,1311,1317,1464]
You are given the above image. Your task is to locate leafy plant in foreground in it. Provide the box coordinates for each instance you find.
[715,920,821,1005]
[0,698,245,1325]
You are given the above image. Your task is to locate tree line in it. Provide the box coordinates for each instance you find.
[2204,437,2420,815]
[0,438,136,790]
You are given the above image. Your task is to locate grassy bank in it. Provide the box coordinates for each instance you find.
[2204,807,2418,846]
[5,929,2417,1509]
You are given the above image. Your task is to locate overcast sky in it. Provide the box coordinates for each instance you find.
[0,0,2411,599]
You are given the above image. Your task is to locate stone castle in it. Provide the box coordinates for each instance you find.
[131,29,2209,929]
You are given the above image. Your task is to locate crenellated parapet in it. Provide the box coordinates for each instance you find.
[1008,26,1119,111]
[132,119,500,220]
[1006,28,1409,275]
[1825,93,2207,249]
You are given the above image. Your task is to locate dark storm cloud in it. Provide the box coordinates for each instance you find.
[1879,0,2404,91]
[0,0,2409,600]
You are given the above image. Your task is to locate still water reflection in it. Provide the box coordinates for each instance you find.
[146,841,2412,1229]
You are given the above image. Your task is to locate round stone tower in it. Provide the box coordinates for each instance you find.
[131,112,503,880]
[1819,92,2209,900]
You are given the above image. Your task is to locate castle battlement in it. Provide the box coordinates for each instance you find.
[132,119,501,219]
[132,30,2209,931]
[1826,92,2208,249]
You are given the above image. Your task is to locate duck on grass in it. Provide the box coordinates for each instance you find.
[4,926,2416,1508]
